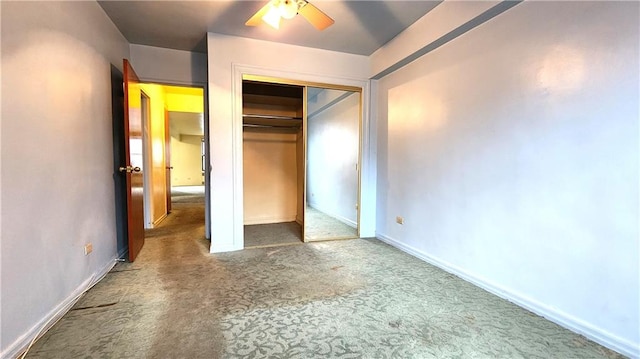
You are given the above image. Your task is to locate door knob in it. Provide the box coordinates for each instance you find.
[119,166,141,173]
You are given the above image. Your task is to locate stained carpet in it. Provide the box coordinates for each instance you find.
[24,200,623,358]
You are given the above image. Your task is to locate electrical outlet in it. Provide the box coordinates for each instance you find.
[84,243,93,255]
[396,216,404,225]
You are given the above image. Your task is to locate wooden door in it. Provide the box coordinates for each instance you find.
[122,59,145,261]
[164,109,172,213]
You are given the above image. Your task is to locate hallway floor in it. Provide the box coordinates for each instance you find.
[25,201,622,358]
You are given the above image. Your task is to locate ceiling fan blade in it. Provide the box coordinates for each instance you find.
[298,1,334,31]
[245,2,272,27]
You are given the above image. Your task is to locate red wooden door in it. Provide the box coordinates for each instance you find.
[122,59,145,261]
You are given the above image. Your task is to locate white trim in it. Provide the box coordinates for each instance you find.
[2,259,117,359]
[232,64,245,251]
[234,64,369,88]
[375,233,639,358]
[231,63,372,252]
[210,244,243,254]
[359,81,375,238]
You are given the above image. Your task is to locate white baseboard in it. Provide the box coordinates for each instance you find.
[2,259,117,359]
[376,233,639,359]
[307,202,357,228]
[210,244,243,253]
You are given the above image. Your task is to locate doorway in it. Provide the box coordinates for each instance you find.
[137,84,206,229]
[241,77,362,249]
[114,78,208,259]
[141,84,207,257]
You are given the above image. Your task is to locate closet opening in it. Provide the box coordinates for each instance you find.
[242,81,305,248]
[241,77,362,249]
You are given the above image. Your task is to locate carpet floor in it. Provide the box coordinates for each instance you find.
[171,185,205,205]
[244,222,303,248]
[24,201,622,358]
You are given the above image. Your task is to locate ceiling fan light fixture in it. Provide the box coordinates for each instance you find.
[279,0,299,19]
[261,4,281,29]
[246,0,333,31]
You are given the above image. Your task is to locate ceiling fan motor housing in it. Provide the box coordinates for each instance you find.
[279,0,300,19]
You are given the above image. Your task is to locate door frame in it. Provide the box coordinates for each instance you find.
[230,64,373,250]
[140,90,153,228]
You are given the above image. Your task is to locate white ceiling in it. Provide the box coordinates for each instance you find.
[98,1,441,55]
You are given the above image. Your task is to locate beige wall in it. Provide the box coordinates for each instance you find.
[243,131,298,225]
[171,135,203,186]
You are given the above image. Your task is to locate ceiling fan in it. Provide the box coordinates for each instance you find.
[245,0,335,31]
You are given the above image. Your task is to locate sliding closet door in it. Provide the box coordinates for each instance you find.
[304,86,361,241]
[300,87,307,242]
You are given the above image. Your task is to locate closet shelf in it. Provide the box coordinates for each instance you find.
[243,114,302,129]
[243,114,302,121]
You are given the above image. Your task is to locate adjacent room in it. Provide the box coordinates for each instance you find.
[165,85,206,214]
[1,1,638,358]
